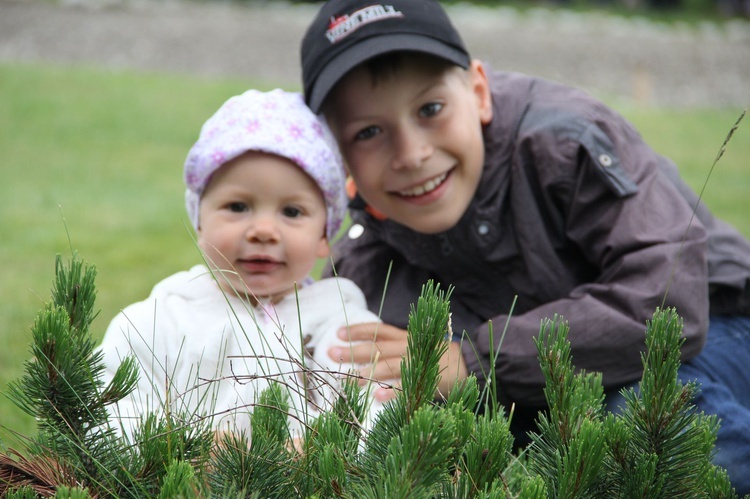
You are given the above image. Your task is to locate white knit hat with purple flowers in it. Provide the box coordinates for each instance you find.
[184,89,346,240]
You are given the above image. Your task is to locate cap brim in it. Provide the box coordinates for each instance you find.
[308,34,470,114]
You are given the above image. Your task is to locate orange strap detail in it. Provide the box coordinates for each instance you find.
[345,177,388,221]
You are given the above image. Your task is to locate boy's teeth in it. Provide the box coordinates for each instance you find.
[400,172,447,197]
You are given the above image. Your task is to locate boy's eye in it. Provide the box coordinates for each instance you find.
[227,202,247,213]
[354,125,380,141]
[419,102,443,118]
[282,206,303,218]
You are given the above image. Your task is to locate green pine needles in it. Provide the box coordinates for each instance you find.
[0,254,740,497]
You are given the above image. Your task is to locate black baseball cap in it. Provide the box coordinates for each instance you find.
[301,0,470,113]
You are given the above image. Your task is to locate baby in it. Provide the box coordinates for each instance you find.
[99,89,382,439]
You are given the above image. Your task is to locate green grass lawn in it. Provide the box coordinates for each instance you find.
[1,61,748,449]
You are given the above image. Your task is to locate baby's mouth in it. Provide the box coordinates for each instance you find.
[240,257,282,272]
[398,171,449,197]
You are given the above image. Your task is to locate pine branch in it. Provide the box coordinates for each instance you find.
[4,254,142,493]
[329,374,368,452]
[605,308,735,497]
[358,281,454,476]
[352,406,457,497]
[156,460,200,499]
[454,411,514,496]
[529,315,608,497]
[121,411,213,497]
[400,281,453,419]
[4,486,41,499]
[295,375,372,497]
[54,485,94,498]
[207,383,296,498]
[51,252,98,334]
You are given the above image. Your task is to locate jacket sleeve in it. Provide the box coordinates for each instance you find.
[462,115,710,407]
[303,277,386,428]
[323,221,433,331]
[98,298,173,437]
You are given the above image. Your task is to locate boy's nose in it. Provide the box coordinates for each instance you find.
[392,127,432,170]
[246,216,280,243]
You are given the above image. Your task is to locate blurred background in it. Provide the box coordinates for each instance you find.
[1,0,749,107]
[1,0,748,448]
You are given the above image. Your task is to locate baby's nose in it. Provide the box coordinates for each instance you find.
[247,216,279,242]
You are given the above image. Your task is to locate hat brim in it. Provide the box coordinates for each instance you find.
[307,34,470,114]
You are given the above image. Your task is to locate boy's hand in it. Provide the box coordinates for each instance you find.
[331,323,406,392]
[330,323,468,402]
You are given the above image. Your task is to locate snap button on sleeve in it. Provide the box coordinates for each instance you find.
[598,153,613,167]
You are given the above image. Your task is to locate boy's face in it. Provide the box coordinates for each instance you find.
[197,151,330,302]
[324,57,492,234]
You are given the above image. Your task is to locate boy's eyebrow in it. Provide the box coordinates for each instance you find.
[414,77,450,99]
[327,67,456,128]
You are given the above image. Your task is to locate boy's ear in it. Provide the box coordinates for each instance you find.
[469,60,493,125]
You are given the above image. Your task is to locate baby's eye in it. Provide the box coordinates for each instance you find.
[227,202,247,213]
[282,206,303,218]
[354,125,380,141]
[419,102,443,118]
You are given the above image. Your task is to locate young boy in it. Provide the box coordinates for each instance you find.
[99,89,382,438]
[300,0,750,490]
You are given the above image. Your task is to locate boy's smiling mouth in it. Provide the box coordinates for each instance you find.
[397,171,449,198]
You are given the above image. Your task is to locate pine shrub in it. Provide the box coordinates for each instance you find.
[0,253,739,497]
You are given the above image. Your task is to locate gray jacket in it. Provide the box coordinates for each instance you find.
[326,67,750,406]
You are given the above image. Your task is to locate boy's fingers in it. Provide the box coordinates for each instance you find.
[352,339,407,360]
[338,322,406,341]
[374,384,399,402]
[358,357,403,384]
[328,340,406,365]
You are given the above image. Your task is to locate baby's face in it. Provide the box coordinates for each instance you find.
[324,57,492,234]
[197,151,329,302]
